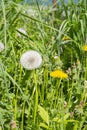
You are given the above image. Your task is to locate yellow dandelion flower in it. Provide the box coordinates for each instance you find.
[62,36,71,41]
[50,70,68,79]
[82,45,87,51]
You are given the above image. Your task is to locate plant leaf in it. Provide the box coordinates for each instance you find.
[39,123,50,129]
[38,105,49,125]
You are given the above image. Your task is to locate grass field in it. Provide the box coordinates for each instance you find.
[0,0,87,130]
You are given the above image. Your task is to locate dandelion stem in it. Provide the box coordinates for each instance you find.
[68,78,74,108]
[21,71,31,130]
[1,0,7,49]
[28,86,35,122]
[41,66,48,102]
[85,52,87,79]
[14,98,17,121]
[34,70,38,124]
[60,85,64,130]
[56,79,61,107]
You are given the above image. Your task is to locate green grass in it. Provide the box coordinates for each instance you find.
[0,0,87,130]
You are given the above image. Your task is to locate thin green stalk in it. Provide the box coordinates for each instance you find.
[21,83,29,130]
[85,52,87,80]
[60,84,64,130]
[14,65,23,121]
[21,71,31,130]
[28,86,35,122]
[1,0,7,49]
[41,66,48,102]
[44,66,48,97]
[14,98,17,121]
[67,79,71,108]
[79,117,86,130]
[56,79,61,108]
[34,70,38,124]
[0,59,7,88]
[21,99,25,130]
[68,78,74,108]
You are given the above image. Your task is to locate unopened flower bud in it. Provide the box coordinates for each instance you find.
[10,120,17,130]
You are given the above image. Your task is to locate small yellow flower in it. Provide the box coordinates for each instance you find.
[82,45,87,51]
[50,70,68,79]
[62,36,71,41]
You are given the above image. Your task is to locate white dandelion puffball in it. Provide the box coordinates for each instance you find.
[17,28,26,36]
[20,50,42,70]
[0,42,5,52]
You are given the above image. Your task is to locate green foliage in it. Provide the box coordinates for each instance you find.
[38,105,49,126]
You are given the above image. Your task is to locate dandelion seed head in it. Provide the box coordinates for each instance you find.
[20,50,42,70]
[0,42,5,52]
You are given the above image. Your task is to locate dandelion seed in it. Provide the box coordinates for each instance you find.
[82,45,87,51]
[62,36,71,41]
[20,50,42,70]
[50,70,68,79]
[17,28,26,36]
[0,42,4,52]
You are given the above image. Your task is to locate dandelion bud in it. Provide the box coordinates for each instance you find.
[64,101,67,108]
[76,60,80,65]
[84,80,87,86]
[66,68,71,75]
[80,101,84,107]
[62,36,71,41]
[0,126,2,130]
[54,55,58,59]
[0,42,5,52]
[10,120,17,130]
[72,63,76,68]
[70,112,74,117]
[84,80,87,90]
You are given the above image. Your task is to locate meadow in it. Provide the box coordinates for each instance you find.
[0,0,87,130]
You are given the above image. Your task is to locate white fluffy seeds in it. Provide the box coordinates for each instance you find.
[20,50,42,70]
